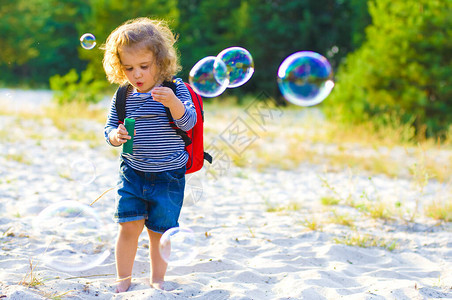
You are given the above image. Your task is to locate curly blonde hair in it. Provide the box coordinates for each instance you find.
[102,18,181,85]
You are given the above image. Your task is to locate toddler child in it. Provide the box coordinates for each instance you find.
[102,17,196,292]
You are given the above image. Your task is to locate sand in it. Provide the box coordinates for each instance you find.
[0,95,451,299]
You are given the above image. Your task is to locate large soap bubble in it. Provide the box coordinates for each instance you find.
[32,201,111,272]
[159,227,198,266]
[277,51,334,106]
[217,47,254,88]
[189,56,229,97]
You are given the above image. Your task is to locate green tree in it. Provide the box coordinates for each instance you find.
[236,0,369,100]
[49,0,180,103]
[0,0,43,66]
[326,0,452,137]
[81,0,180,83]
[176,0,244,80]
[176,0,370,101]
[0,0,371,101]
[0,0,90,87]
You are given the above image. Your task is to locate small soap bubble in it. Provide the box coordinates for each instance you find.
[80,33,96,50]
[189,56,230,98]
[217,47,254,88]
[277,51,334,106]
[159,227,198,266]
[183,173,204,206]
[69,158,97,185]
[32,201,111,272]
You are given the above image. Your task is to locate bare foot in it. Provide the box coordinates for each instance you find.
[150,280,165,290]
[115,276,132,293]
[150,280,178,291]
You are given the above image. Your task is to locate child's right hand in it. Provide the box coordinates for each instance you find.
[110,124,133,146]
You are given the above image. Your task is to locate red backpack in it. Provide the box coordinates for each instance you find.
[114,80,212,174]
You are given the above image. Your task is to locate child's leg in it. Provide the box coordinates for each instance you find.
[115,219,145,293]
[147,229,168,289]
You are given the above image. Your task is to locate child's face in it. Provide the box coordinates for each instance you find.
[119,45,160,93]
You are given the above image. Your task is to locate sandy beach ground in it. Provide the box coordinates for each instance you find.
[0,92,451,299]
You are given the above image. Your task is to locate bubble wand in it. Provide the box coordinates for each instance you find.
[123,118,135,154]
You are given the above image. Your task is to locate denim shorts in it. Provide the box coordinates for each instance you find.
[114,160,186,233]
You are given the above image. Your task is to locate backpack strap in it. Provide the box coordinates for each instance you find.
[162,80,192,147]
[114,81,193,147]
[204,152,213,164]
[115,84,130,124]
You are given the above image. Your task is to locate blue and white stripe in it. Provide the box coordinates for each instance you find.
[104,78,196,172]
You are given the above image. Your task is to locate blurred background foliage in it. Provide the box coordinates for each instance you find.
[0,0,450,137]
[324,0,452,137]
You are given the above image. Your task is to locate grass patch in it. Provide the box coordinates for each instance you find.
[2,96,451,182]
[321,196,341,206]
[44,103,105,146]
[19,258,44,287]
[301,219,323,231]
[68,130,103,148]
[0,102,107,145]
[322,114,418,148]
[203,101,452,181]
[266,201,302,213]
[334,232,398,251]
[44,102,106,125]
[5,153,32,165]
[329,211,355,227]
[366,201,393,221]
[326,153,401,178]
[41,290,74,300]
[0,128,13,142]
[424,201,452,222]
[344,200,394,221]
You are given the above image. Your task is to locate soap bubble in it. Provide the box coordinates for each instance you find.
[69,158,97,186]
[217,47,254,88]
[183,173,204,206]
[189,56,229,97]
[32,201,111,272]
[159,227,198,266]
[80,33,96,50]
[277,51,334,106]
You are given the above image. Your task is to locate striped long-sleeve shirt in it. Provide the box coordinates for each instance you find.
[104,78,197,172]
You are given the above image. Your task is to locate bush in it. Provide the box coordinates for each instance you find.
[49,64,108,105]
[325,0,452,138]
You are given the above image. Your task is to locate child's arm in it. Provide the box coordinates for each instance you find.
[152,80,197,132]
[151,87,186,119]
[104,94,133,146]
[108,124,132,146]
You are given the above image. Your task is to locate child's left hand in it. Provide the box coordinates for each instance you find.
[151,87,179,108]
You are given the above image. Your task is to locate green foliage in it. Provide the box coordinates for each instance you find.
[175,0,370,101]
[81,0,180,84]
[425,201,452,222]
[0,0,179,88]
[1,0,371,95]
[334,233,398,251]
[321,196,341,206]
[15,0,452,141]
[1,0,372,100]
[0,0,90,87]
[177,0,243,76]
[326,0,452,137]
[0,0,43,65]
[48,0,179,103]
[49,65,107,104]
